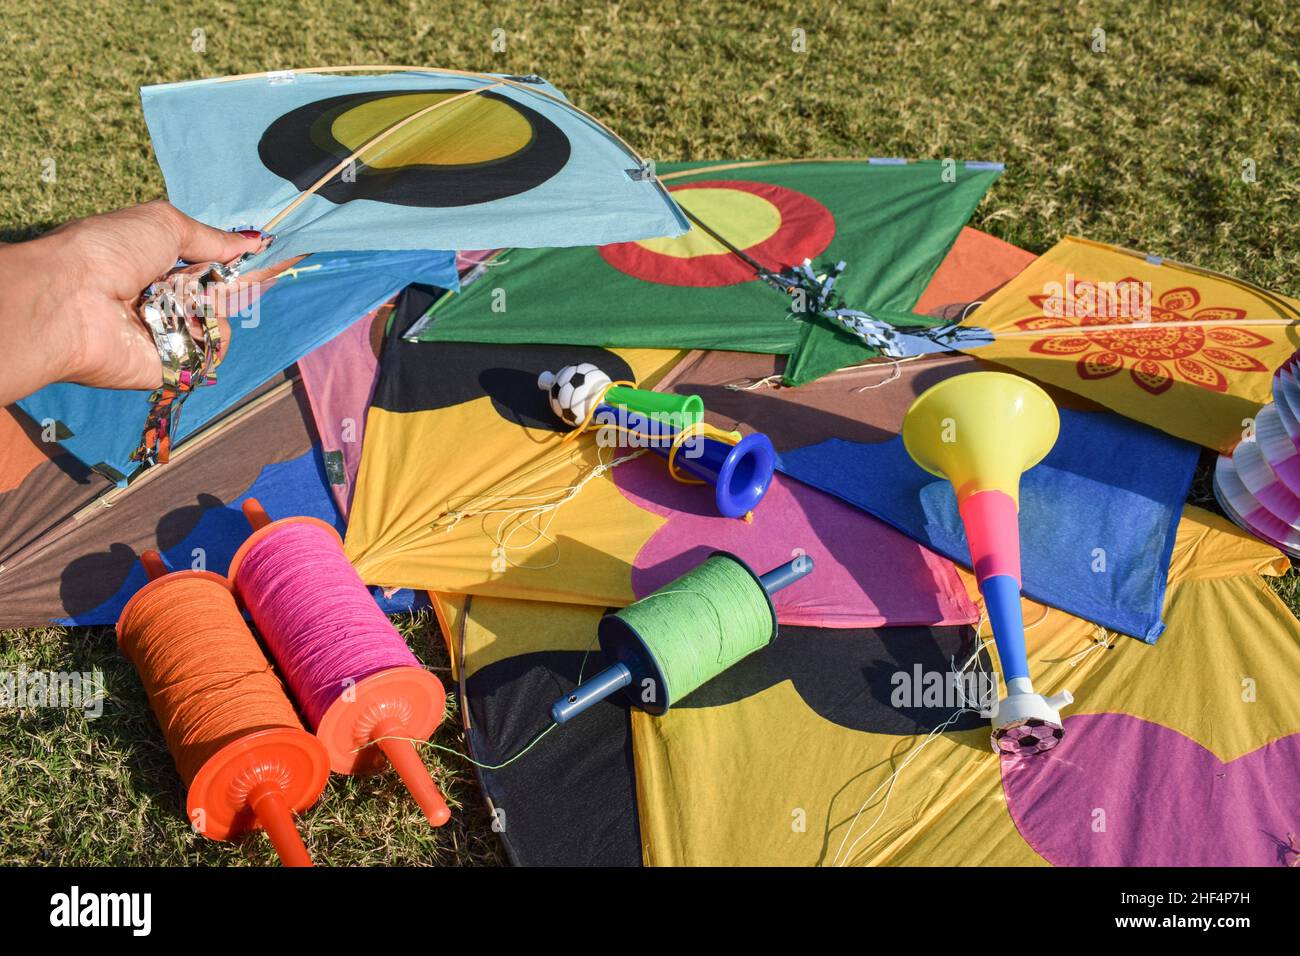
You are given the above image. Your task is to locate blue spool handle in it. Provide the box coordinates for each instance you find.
[550,556,814,725]
[759,554,815,595]
[550,662,632,724]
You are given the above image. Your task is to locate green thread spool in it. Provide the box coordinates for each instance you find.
[551,551,814,723]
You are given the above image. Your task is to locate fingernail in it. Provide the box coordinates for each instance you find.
[237,229,263,239]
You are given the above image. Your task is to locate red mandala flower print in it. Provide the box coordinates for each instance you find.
[1015,280,1271,395]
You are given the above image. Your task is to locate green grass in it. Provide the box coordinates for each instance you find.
[2,0,1299,865]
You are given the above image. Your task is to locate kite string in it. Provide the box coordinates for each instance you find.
[852,355,904,391]
[366,724,558,771]
[830,620,995,867]
[433,443,647,570]
[587,418,742,484]
[562,379,747,494]
[369,630,607,771]
[830,601,1112,866]
[561,379,637,443]
[662,422,744,484]
[1066,626,1116,668]
[724,374,784,392]
[831,705,982,868]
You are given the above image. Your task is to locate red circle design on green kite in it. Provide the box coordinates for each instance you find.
[597,180,836,287]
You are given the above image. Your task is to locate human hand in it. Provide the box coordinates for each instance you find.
[0,200,267,405]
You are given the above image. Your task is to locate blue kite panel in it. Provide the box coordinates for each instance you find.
[778,408,1198,641]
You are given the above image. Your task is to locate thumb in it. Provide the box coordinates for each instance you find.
[161,203,266,264]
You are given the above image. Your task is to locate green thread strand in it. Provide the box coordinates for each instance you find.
[384,723,559,771]
[616,554,774,703]
[384,558,773,770]
[368,634,603,771]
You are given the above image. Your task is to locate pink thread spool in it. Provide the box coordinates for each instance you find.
[228,498,451,827]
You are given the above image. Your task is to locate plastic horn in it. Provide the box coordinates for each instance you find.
[592,403,776,519]
[551,553,814,723]
[901,371,1073,755]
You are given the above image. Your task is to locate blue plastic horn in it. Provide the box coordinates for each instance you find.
[592,405,776,519]
[550,553,814,724]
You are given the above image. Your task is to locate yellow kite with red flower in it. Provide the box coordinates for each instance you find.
[969,236,1300,452]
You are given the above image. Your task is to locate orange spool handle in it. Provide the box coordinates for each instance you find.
[237,499,452,828]
[375,719,452,827]
[137,550,319,867]
[247,781,313,868]
[243,498,272,531]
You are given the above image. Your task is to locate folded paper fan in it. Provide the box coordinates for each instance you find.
[1232,427,1300,527]
[1273,364,1300,443]
[1213,454,1300,557]
[1256,403,1300,496]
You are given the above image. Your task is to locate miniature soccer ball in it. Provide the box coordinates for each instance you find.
[537,364,613,427]
[992,718,1065,756]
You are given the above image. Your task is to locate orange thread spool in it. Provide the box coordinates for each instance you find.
[117,551,329,866]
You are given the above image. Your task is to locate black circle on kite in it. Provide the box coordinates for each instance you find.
[257,88,572,208]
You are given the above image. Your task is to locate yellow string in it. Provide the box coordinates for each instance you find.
[561,380,636,443]
[665,421,744,484]
[562,380,743,487]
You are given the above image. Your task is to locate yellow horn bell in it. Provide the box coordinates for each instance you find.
[901,371,1060,505]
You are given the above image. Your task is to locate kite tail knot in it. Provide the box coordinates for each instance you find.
[769,258,989,359]
[768,258,911,358]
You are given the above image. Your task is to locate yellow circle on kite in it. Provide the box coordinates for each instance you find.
[330,93,534,168]
[635,188,782,258]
